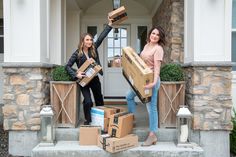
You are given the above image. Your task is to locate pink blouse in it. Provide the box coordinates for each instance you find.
[140,44,164,78]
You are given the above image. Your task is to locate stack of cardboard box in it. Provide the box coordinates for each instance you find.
[79,106,139,153]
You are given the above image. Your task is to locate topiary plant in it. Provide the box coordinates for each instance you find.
[230,109,236,155]
[160,63,184,81]
[51,66,73,81]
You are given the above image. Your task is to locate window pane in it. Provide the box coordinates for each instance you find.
[108,31,113,37]
[114,38,120,47]
[114,48,121,57]
[0,37,3,53]
[108,48,114,58]
[121,28,127,37]
[121,38,127,48]
[232,32,236,70]
[108,38,113,47]
[233,0,236,28]
[87,26,97,41]
[137,26,147,53]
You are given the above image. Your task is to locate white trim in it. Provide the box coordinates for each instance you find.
[224,0,232,61]
[233,29,236,31]
[46,0,50,59]
[3,0,11,61]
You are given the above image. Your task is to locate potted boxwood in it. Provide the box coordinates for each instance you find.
[158,63,185,128]
[50,66,80,128]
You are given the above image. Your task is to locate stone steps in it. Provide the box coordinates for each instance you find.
[55,127,177,142]
[31,141,204,157]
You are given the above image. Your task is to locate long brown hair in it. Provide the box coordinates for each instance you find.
[77,33,96,58]
[146,26,166,47]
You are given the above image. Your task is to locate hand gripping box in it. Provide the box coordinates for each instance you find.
[108,112,134,138]
[108,6,128,25]
[77,58,102,87]
[122,47,154,103]
[97,134,138,153]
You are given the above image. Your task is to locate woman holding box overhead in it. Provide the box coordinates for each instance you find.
[65,16,113,125]
[126,26,166,146]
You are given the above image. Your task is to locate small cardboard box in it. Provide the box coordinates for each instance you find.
[96,106,118,118]
[79,125,101,145]
[77,58,102,87]
[91,108,105,130]
[122,47,154,103]
[108,112,134,138]
[98,134,138,153]
[108,6,128,25]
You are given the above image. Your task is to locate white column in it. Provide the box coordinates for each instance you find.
[184,0,232,63]
[49,0,66,65]
[3,0,50,63]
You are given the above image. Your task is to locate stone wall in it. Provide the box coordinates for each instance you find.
[152,0,184,63]
[184,64,233,130]
[2,64,52,131]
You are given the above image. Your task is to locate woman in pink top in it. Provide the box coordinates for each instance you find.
[126,26,166,146]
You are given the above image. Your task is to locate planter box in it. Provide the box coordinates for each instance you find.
[50,81,80,128]
[158,81,185,128]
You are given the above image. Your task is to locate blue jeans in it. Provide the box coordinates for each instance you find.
[126,78,161,132]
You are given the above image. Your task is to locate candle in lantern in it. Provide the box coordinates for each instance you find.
[180,124,188,143]
[46,125,52,141]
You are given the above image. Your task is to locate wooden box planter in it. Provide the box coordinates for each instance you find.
[50,81,80,128]
[158,81,185,128]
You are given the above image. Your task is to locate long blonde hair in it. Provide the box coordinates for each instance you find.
[77,33,96,58]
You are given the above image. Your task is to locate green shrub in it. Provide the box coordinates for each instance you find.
[51,66,73,81]
[160,63,184,81]
[230,109,236,155]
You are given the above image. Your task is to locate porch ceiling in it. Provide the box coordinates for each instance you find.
[75,0,162,14]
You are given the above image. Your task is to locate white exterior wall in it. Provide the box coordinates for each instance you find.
[4,0,48,62]
[184,0,232,63]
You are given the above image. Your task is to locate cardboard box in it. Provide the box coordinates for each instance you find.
[96,106,118,118]
[98,134,138,153]
[108,6,128,25]
[79,125,101,145]
[108,112,134,138]
[91,108,105,130]
[122,47,154,103]
[104,118,109,132]
[77,58,102,87]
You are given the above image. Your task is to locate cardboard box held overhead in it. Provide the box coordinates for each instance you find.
[77,58,102,87]
[122,46,154,103]
[98,134,138,153]
[108,6,128,25]
[79,125,101,145]
[108,112,134,138]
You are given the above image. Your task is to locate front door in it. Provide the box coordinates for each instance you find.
[103,25,130,99]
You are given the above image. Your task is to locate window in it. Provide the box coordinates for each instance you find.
[107,27,127,68]
[0,19,3,54]
[232,0,236,70]
[87,26,97,41]
[137,26,147,53]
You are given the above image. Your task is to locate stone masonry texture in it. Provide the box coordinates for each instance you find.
[152,0,184,64]
[184,66,233,130]
[2,67,51,130]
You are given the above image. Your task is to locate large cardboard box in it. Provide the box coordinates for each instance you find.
[108,6,128,25]
[98,134,138,153]
[77,58,102,87]
[91,106,126,132]
[79,126,101,145]
[122,47,154,103]
[108,112,134,138]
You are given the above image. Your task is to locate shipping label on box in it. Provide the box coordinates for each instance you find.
[77,58,102,87]
[98,134,138,153]
[108,6,128,25]
[79,125,101,145]
[91,108,105,130]
[122,46,154,103]
[108,112,134,138]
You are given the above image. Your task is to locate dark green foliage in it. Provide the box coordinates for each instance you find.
[160,63,184,81]
[51,66,73,81]
[230,109,236,155]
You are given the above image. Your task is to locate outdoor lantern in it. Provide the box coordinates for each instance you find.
[176,105,192,147]
[39,105,55,146]
[112,0,120,10]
